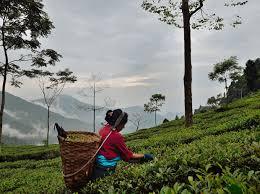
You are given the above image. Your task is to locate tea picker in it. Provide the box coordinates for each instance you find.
[54,109,154,191]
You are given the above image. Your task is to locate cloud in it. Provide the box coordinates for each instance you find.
[1,0,259,115]
[69,73,160,89]
[3,124,45,139]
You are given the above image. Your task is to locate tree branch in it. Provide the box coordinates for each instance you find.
[9,55,33,64]
[48,82,66,106]
[38,77,49,107]
[190,0,204,17]
[129,119,138,128]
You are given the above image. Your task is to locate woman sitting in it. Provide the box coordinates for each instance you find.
[91,109,153,180]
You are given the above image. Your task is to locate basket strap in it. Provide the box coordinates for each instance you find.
[63,130,113,178]
[63,112,126,178]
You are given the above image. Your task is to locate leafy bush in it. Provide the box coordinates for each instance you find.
[0,145,60,162]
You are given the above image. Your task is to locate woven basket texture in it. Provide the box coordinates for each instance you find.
[58,131,101,190]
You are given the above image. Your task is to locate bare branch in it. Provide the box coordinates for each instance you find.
[77,104,94,112]
[38,76,49,106]
[190,0,204,17]
[129,112,147,130]
[9,54,33,64]
[95,106,105,111]
[49,82,66,106]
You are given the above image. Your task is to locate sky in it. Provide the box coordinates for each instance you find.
[2,0,260,115]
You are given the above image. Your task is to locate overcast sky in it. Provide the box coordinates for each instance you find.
[3,0,260,114]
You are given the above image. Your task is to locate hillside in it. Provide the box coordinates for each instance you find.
[0,92,259,193]
[33,95,179,134]
[1,92,92,144]
[1,92,178,144]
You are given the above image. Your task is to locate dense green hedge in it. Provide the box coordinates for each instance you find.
[0,144,60,162]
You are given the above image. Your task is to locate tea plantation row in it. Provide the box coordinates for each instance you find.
[0,92,259,193]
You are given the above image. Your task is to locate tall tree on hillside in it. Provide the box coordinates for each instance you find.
[78,74,115,132]
[244,58,260,92]
[142,0,248,127]
[208,56,242,100]
[0,0,61,144]
[37,68,77,146]
[227,75,248,102]
[144,94,165,126]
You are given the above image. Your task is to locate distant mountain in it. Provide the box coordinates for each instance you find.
[33,95,108,130]
[1,92,92,145]
[33,95,180,134]
[1,92,181,144]
[121,106,164,133]
[164,112,183,120]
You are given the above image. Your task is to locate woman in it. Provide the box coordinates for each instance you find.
[91,109,153,180]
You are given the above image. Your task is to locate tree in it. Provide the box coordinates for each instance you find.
[129,112,147,131]
[163,118,169,123]
[37,68,77,146]
[144,94,165,126]
[208,56,243,100]
[207,93,222,107]
[142,0,248,127]
[78,74,115,132]
[244,58,260,92]
[0,0,61,144]
[226,74,248,102]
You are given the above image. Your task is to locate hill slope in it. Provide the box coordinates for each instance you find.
[1,92,92,144]
[0,92,259,193]
[33,95,178,134]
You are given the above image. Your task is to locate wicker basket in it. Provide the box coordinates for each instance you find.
[58,131,101,191]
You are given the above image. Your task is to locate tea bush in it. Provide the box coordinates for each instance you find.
[0,92,259,193]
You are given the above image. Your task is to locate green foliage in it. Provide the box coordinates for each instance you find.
[244,58,260,92]
[144,94,166,125]
[0,0,62,86]
[0,92,259,193]
[209,56,243,97]
[0,158,67,194]
[142,0,248,30]
[142,0,248,127]
[227,75,249,102]
[0,0,67,145]
[207,93,223,107]
[0,144,60,162]
[144,94,166,113]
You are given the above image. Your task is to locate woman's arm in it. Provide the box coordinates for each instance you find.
[114,133,152,161]
[131,153,144,159]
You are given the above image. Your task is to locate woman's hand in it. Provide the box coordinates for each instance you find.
[143,154,154,161]
[129,153,154,163]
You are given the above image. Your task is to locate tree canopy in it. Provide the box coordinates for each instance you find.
[144,94,166,126]
[0,0,63,144]
[208,56,242,97]
[142,0,248,127]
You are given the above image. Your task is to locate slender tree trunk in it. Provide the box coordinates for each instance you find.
[224,78,229,103]
[155,110,157,126]
[46,106,50,146]
[93,83,96,132]
[224,78,228,98]
[0,26,9,145]
[182,0,193,127]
